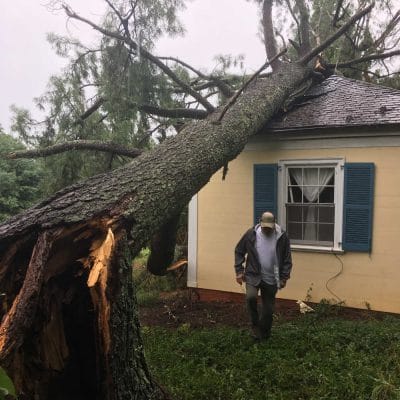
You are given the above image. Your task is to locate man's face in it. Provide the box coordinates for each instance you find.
[261,226,274,236]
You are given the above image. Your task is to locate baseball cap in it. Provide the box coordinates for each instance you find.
[260,211,275,228]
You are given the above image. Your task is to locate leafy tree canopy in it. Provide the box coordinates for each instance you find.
[0,131,44,222]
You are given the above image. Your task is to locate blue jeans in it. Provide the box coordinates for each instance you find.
[246,281,278,339]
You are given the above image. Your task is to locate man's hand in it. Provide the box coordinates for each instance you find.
[279,280,287,289]
[236,273,244,285]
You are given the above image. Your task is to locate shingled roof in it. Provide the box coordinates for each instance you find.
[267,75,400,132]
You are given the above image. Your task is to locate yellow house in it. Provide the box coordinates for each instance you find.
[187,75,400,313]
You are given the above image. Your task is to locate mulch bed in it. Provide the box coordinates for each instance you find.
[138,289,397,329]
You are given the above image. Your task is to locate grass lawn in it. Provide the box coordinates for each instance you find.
[143,316,400,400]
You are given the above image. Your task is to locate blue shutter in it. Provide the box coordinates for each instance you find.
[254,164,278,225]
[342,163,375,252]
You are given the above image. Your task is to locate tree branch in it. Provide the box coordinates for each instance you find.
[374,9,400,49]
[5,140,143,160]
[159,56,234,97]
[74,97,105,125]
[326,49,400,68]
[63,5,215,113]
[299,3,375,65]
[296,0,311,56]
[138,105,208,119]
[332,0,345,27]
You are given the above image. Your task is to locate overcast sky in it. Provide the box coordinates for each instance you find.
[0,0,265,132]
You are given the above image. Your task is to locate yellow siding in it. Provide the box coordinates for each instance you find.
[196,146,400,313]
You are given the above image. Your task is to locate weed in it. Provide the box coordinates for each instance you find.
[312,298,346,319]
[305,282,314,302]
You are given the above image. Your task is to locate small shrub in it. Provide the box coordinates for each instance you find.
[313,298,346,319]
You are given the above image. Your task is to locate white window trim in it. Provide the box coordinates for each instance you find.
[187,194,198,287]
[278,158,345,252]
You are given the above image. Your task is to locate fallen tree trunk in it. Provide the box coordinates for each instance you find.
[0,62,312,399]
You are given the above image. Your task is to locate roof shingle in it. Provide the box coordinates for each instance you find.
[267,75,400,131]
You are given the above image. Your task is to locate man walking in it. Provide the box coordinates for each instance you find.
[234,211,292,341]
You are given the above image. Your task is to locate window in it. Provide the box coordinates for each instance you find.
[278,159,344,251]
[286,166,335,246]
[254,160,374,252]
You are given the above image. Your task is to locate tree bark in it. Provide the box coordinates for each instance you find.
[0,62,313,399]
[262,0,283,70]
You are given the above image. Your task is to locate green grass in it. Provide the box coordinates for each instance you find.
[143,316,400,400]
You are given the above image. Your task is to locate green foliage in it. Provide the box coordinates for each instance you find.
[0,133,44,222]
[133,248,185,306]
[0,367,16,399]
[312,298,347,319]
[143,317,400,400]
[11,0,188,195]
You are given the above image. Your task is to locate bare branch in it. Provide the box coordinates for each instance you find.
[332,0,345,27]
[63,5,215,113]
[5,140,143,160]
[74,97,105,125]
[285,0,300,32]
[159,56,207,78]
[326,49,400,68]
[374,9,400,49]
[159,56,234,97]
[139,105,208,119]
[300,3,375,65]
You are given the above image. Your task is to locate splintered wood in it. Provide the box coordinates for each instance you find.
[80,228,115,355]
[0,231,54,361]
[86,228,115,288]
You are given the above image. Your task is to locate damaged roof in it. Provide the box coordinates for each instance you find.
[267,75,400,132]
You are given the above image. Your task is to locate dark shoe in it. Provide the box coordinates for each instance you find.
[260,331,271,341]
[251,325,261,340]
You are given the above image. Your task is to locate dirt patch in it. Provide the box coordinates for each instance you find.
[138,289,396,329]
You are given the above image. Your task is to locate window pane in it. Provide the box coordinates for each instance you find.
[303,223,318,241]
[319,206,334,223]
[288,185,303,203]
[287,205,302,222]
[319,223,334,242]
[288,222,302,240]
[289,168,302,185]
[319,168,335,185]
[303,205,317,223]
[319,186,334,203]
[303,168,319,185]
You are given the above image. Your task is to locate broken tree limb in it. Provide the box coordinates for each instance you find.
[147,213,181,276]
[0,230,56,361]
